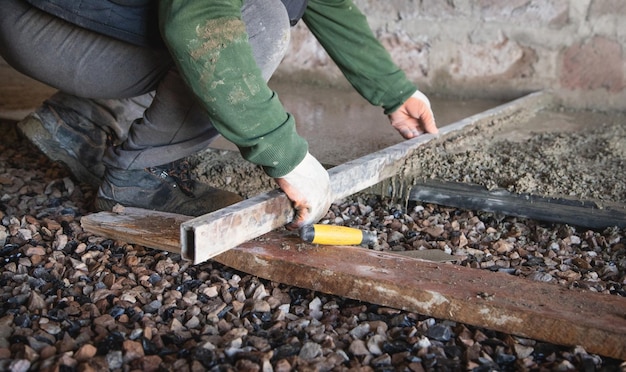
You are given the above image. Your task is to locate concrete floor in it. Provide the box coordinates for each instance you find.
[0,58,57,120]
[211,82,505,164]
[0,58,505,165]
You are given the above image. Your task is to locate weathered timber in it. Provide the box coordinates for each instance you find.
[80,207,191,254]
[180,91,557,264]
[220,232,626,361]
[80,207,626,360]
[410,180,626,229]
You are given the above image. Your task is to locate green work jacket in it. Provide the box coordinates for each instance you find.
[160,0,417,177]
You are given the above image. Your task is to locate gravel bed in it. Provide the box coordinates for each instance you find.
[1,119,625,371]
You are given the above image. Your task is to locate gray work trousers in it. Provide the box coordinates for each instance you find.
[0,0,290,170]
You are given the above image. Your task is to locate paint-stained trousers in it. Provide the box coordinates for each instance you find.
[0,0,290,170]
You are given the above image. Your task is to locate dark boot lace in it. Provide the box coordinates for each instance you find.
[148,159,195,197]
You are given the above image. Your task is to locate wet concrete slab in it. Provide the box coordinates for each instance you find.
[210,81,507,165]
[1,57,506,166]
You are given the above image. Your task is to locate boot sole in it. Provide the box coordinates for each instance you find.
[17,114,103,188]
[94,197,119,212]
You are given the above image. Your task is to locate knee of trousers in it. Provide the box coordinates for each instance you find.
[159,1,290,80]
[243,0,291,80]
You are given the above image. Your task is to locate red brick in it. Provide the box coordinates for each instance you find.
[560,36,624,92]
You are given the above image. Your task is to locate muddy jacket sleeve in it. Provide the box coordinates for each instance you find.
[303,0,417,114]
[159,0,307,178]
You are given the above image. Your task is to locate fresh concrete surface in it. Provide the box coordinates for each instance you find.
[0,57,505,166]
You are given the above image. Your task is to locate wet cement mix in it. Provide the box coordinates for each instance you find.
[407,108,626,203]
[1,106,626,371]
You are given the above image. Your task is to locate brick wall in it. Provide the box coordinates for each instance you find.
[276,0,626,109]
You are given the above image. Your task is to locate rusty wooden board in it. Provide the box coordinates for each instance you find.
[81,207,626,360]
[180,91,557,264]
[220,231,626,361]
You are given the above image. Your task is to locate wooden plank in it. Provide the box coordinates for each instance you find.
[80,207,190,254]
[219,233,626,361]
[181,91,557,264]
[410,180,626,229]
[80,208,626,360]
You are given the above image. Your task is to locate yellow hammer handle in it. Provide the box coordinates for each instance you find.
[300,224,377,246]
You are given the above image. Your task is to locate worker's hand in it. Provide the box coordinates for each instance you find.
[274,152,332,230]
[388,90,438,139]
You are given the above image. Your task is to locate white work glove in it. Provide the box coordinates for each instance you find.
[388,90,438,139]
[274,152,332,230]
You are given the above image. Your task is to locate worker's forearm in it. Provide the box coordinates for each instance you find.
[159,0,307,177]
[303,0,417,114]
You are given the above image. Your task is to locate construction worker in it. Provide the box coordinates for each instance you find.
[0,0,437,229]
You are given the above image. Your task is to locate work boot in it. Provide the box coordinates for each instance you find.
[17,103,108,188]
[95,159,243,216]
